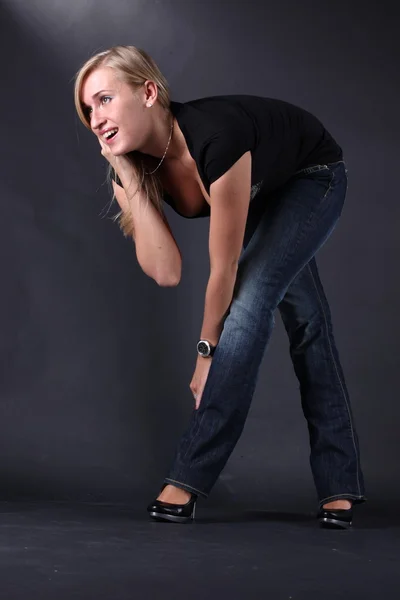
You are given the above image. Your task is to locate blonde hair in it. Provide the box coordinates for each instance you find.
[74,45,171,237]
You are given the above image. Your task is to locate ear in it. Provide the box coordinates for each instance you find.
[143,80,158,106]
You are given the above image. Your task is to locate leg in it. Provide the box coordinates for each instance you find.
[162,163,350,500]
[278,258,365,508]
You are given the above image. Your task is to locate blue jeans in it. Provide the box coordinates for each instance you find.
[165,161,365,507]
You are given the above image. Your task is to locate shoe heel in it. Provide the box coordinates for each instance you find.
[318,507,353,529]
[147,494,197,524]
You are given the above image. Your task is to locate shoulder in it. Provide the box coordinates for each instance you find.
[171,96,256,190]
[170,95,263,127]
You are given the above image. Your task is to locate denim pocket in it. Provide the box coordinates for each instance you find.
[294,165,336,203]
[296,164,329,176]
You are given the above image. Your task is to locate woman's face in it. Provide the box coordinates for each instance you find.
[81,66,150,155]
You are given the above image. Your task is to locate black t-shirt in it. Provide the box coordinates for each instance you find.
[114,95,343,218]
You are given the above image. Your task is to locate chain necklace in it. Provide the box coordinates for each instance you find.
[144,119,174,175]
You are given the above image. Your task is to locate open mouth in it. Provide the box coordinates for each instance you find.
[103,128,118,142]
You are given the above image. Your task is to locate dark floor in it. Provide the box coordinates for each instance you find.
[0,500,398,599]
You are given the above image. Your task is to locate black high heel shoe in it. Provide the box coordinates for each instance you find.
[318,507,353,529]
[147,494,197,523]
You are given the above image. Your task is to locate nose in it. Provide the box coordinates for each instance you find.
[90,108,106,133]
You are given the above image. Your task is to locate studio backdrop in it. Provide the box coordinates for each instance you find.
[1,0,398,506]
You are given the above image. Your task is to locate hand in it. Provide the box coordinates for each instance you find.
[190,356,212,410]
[98,138,131,175]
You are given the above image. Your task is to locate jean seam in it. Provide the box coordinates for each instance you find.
[164,478,207,498]
[322,170,335,200]
[320,493,365,507]
[296,164,328,175]
[307,263,362,497]
[296,161,345,176]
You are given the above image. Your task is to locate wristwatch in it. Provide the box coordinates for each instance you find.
[197,340,216,358]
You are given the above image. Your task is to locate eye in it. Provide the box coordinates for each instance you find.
[100,96,112,105]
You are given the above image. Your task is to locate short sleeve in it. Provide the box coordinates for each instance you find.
[199,128,252,192]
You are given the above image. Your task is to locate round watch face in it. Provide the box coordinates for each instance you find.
[197,341,210,356]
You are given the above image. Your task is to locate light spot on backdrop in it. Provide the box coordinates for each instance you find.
[2,0,196,80]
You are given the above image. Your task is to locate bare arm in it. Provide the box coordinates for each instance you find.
[199,151,252,345]
[113,165,182,287]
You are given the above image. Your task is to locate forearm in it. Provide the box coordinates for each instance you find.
[200,266,238,345]
[118,170,181,287]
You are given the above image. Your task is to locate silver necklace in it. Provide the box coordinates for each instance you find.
[144,119,174,175]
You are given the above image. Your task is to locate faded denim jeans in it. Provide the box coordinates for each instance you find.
[165,161,365,507]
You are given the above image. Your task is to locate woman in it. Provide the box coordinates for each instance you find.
[74,45,365,528]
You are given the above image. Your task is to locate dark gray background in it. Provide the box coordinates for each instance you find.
[1,0,398,508]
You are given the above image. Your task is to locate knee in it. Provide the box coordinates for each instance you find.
[224,296,275,340]
[287,310,332,351]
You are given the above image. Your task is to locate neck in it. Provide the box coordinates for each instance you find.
[139,109,174,159]
[166,122,187,161]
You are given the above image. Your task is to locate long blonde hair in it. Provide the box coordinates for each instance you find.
[74,46,171,237]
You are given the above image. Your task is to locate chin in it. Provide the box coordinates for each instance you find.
[115,144,135,156]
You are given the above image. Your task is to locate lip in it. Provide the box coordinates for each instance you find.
[99,127,119,142]
[104,131,118,144]
[99,126,118,135]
